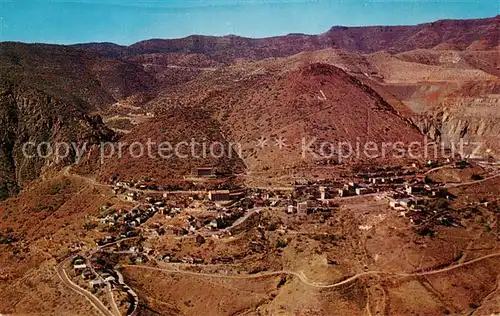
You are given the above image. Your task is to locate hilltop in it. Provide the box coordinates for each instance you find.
[147,62,424,177]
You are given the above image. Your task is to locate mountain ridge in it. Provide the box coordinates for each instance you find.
[69,15,499,60]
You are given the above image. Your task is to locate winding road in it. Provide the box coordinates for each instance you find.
[122,251,500,289]
[55,163,500,314]
[55,236,139,316]
[55,260,115,316]
[443,172,500,188]
[63,166,206,195]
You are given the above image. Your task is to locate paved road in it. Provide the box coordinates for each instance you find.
[55,260,115,316]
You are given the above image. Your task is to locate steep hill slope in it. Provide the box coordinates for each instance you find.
[0,42,161,198]
[82,110,246,186]
[230,47,499,160]
[149,63,424,174]
[0,78,116,199]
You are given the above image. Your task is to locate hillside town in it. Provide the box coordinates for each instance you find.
[56,157,500,315]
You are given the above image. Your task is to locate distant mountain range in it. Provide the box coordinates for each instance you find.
[72,15,499,61]
[0,15,498,197]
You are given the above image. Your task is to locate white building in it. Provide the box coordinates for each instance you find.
[297,202,308,214]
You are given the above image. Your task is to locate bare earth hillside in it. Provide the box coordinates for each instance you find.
[0,15,499,316]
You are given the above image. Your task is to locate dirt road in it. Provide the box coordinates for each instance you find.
[55,260,116,316]
[123,251,500,289]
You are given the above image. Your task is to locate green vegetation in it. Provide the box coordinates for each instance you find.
[277,276,287,288]
[469,303,479,309]
[49,182,62,195]
[0,188,8,201]
[0,232,18,244]
[46,178,72,195]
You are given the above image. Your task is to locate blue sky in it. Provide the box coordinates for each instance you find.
[0,0,498,45]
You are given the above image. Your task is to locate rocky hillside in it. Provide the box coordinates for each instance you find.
[0,15,497,195]
[0,42,157,109]
[147,63,424,174]
[409,81,500,158]
[0,78,116,199]
[0,42,161,198]
[94,110,246,185]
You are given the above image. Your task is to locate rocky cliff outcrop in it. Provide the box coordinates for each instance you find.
[0,79,116,199]
[410,88,500,158]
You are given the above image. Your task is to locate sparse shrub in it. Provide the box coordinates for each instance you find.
[416,227,435,237]
[484,224,492,232]
[267,222,278,231]
[427,198,449,210]
[0,233,18,244]
[469,303,479,309]
[277,276,287,288]
[276,239,287,248]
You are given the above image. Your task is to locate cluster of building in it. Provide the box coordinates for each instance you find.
[95,206,158,245]
[155,253,205,264]
[113,180,157,193]
[287,200,336,215]
[97,160,471,260]
[382,175,460,227]
[71,256,115,290]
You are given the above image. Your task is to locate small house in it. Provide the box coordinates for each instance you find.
[319,186,328,200]
[73,258,85,265]
[399,198,414,208]
[89,278,104,289]
[338,188,353,197]
[82,270,94,280]
[208,190,230,201]
[297,202,308,214]
[355,187,368,195]
[73,264,87,273]
[195,167,216,177]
